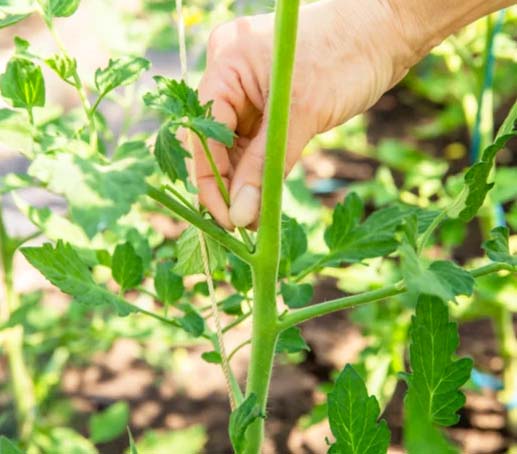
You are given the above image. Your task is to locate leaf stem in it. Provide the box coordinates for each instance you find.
[146,184,253,264]
[278,262,514,331]
[228,338,251,362]
[417,210,448,255]
[46,20,98,150]
[191,129,254,251]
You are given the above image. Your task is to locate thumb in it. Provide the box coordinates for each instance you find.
[229,115,311,228]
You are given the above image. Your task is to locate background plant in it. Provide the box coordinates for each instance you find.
[0,1,516,453]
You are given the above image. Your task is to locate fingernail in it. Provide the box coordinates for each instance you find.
[229,185,260,227]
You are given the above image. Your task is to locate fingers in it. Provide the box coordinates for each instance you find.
[229,113,312,228]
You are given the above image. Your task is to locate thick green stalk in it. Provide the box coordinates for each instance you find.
[243,265,280,454]
[244,1,300,452]
[0,207,36,441]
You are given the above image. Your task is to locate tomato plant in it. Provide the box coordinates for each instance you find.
[1,1,516,453]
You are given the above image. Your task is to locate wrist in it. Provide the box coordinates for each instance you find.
[385,0,515,65]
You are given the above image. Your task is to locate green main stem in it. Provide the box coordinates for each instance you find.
[244,1,300,453]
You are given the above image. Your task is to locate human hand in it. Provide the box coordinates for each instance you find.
[187,0,417,229]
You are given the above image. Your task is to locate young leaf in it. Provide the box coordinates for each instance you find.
[154,123,191,185]
[28,142,154,238]
[144,77,234,148]
[95,57,151,99]
[190,117,234,147]
[450,114,517,221]
[400,242,474,303]
[201,351,222,364]
[229,254,252,294]
[154,262,184,305]
[482,226,517,267]
[21,241,136,316]
[0,436,23,454]
[89,401,129,444]
[41,0,81,19]
[404,295,473,452]
[275,327,310,354]
[229,394,261,454]
[45,53,77,86]
[112,242,144,291]
[281,282,313,309]
[327,364,390,454]
[144,77,205,118]
[221,294,244,316]
[0,57,45,110]
[174,226,226,276]
[178,307,205,337]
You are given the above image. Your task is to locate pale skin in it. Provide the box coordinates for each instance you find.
[186,0,516,229]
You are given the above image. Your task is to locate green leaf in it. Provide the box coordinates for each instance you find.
[324,194,416,263]
[21,241,136,316]
[406,295,473,426]
[95,57,151,99]
[112,242,143,291]
[275,327,310,354]
[400,242,474,303]
[0,297,38,330]
[41,0,80,18]
[483,226,517,267]
[281,282,313,309]
[221,294,244,316]
[201,351,222,364]
[154,123,191,185]
[327,364,390,454]
[0,436,23,454]
[178,307,205,337]
[279,215,307,276]
[89,401,129,444]
[229,394,261,454]
[144,77,205,118]
[404,395,458,454]
[13,195,90,246]
[154,262,184,305]
[45,53,77,86]
[451,113,517,221]
[174,226,226,276]
[33,427,98,454]
[0,109,33,155]
[229,254,252,294]
[190,117,234,147]
[0,173,33,195]
[134,426,206,454]
[29,142,154,238]
[0,1,35,29]
[0,57,45,110]
[325,192,363,249]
